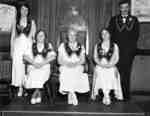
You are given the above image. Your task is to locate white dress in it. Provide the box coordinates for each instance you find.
[11,19,36,87]
[58,43,90,94]
[25,43,55,89]
[93,44,123,100]
[12,33,32,87]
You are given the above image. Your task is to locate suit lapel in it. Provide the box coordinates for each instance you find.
[116,15,126,32]
[116,15,135,32]
[126,16,135,31]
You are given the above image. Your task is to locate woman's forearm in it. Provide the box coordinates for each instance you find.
[23,55,35,65]
[107,44,119,67]
[42,55,56,65]
[108,62,116,67]
[58,55,69,66]
[75,55,85,66]
[97,60,113,68]
[107,55,118,67]
[58,54,76,67]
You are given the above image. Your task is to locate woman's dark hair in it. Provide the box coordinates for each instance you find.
[99,27,112,43]
[16,1,32,35]
[33,30,50,58]
[16,1,31,22]
[97,28,114,61]
[34,29,48,43]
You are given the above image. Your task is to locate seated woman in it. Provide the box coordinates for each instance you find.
[58,28,90,106]
[91,28,123,105]
[25,30,56,104]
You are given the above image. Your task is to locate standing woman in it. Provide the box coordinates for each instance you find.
[91,28,123,105]
[58,28,90,106]
[11,2,36,97]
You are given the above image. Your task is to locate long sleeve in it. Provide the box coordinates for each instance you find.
[10,15,16,58]
[28,20,36,41]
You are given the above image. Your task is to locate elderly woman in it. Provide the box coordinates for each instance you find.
[58,28,89,106]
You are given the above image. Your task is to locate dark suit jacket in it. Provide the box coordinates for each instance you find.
[108,14,140,59]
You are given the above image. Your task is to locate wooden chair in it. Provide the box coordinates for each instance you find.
[44,58,59,104]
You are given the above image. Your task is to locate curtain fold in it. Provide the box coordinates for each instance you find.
[37,0,119,54]
[37,0,56,48]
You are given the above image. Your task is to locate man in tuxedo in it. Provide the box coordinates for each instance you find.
[108,0,140,101]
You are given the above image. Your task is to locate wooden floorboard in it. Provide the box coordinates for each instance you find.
[0,97,145,116]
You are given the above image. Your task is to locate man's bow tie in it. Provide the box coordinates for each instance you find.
[122,16,128,23]
[122,16,127,18]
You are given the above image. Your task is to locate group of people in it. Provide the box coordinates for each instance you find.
[11,0,139,106]
[11,2,56,104]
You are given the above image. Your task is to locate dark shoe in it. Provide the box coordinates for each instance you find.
[123,96,130,102]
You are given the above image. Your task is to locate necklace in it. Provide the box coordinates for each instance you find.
[20,17,27,28]
[69,41,78,51]
[101,40,110,53]
[37,43,44,52]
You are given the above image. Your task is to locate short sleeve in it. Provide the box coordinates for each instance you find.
[58,43,71,62]
[114,43,119,56]
[58,43,64,55]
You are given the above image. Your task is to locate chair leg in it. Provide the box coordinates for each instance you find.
[51,81,59,104]
[8,85,13,100]
[44,82,55,104]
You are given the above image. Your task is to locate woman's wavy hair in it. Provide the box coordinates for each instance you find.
[16,1,31,24]
[34,29,48,43]
[33,30,49,57]
[99,27,112,43]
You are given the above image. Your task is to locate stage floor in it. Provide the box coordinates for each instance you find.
[0,96,146,116]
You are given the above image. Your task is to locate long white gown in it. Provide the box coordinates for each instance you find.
[58,43,90,94]
[25,43,55,89]
[93,43,123,100]
[12,33,32,87]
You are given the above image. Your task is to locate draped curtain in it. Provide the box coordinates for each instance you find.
[37,0,56,48]
[37,0,119,54]
[88,0,119,56]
